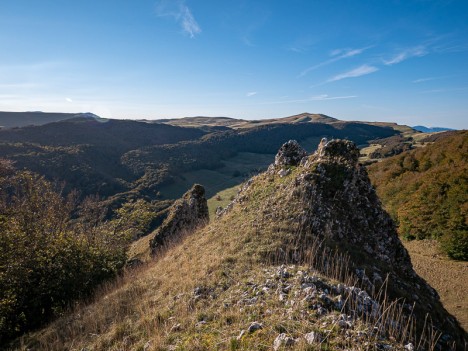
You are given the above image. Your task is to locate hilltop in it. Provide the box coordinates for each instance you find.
[412,126,454,133]
[0,112,398,203]
[154,113,338,129]
[0,111,103,129]
[13,140,466,351]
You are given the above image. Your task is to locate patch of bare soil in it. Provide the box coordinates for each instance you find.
[404,240,468,331]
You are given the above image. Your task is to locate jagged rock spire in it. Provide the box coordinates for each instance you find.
[150,184,209,250]
[274,140,307,167]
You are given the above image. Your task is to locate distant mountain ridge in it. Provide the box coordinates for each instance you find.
[0,111,104,129]
[157,112,338,129]
[0,112,400,203]
[412,125,455,133]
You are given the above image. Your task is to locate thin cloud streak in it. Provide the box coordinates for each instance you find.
[328,65,378,82]
[413,77,436,83]
[155,0,201,38]
[246,92,257,97]
[412,75,454,83]
[383,46,427,65]
[299,46,370,77]
[258,94,357,105]
[179,4,200,38]
[420,87,468,94]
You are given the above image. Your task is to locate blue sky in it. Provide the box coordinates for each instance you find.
[1,0,467,128]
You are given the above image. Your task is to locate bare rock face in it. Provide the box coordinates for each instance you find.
[273,140,307,168]
[297,139,413,275]
[150,184,208,250]
[302,141,466,349]
[256,139,466,350]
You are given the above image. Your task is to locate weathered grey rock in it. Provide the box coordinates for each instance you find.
[273,333,296,350]
[247,321,263,333]
[304,331,322,344]
[150,184,208,250]
[291,140,415,278]
[272,140,307,168]
[277,168,291,177]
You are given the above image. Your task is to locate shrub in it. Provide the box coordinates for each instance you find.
[0,164,132,342]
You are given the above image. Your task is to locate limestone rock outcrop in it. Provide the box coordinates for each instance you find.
[271,139,307,168]
[150,184,208,251]
[297,139,413,275]
[228,139,466,349]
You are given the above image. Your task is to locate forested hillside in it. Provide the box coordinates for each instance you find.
[368,131,468,260]
[0,116,397,203]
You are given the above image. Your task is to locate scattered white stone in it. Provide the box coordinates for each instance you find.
[404,343,414,351]
[304,331,322,344]
[273,333,296,350]
[143,341,151,351]
[170,323,181,332]
[237,330,246,340]
[278,168,291,177]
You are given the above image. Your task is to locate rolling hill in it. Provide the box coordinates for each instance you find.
[0,111,104,129]
[0,113,399,203]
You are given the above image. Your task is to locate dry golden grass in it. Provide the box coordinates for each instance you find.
[404,240,468,331]
[10,171,461,351]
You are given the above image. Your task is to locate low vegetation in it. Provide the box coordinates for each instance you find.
[0,160,161,343]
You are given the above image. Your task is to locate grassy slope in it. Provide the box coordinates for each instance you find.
[160,152,275,199]
[14,153,465,351]
[209,188,468,332]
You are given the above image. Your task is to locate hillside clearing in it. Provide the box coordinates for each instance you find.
[403,240,468,331]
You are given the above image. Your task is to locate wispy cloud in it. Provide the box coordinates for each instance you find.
[310,94,357,100]
[259,94,357,105]
[412,75,454,83]
[383,46,427,65]
[413,77,435,83]
[328,64,379,82]
[246,92,257,97]
[0,82,42,89]
[66,97,73,103]
[299,46,370,77]
[420,87,468,94]
[155,0,201,38]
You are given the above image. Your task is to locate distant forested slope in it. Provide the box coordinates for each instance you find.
[368,131,468,260]
[0,117,397,202]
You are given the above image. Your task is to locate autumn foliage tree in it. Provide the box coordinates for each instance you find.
[368,131,468,260]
